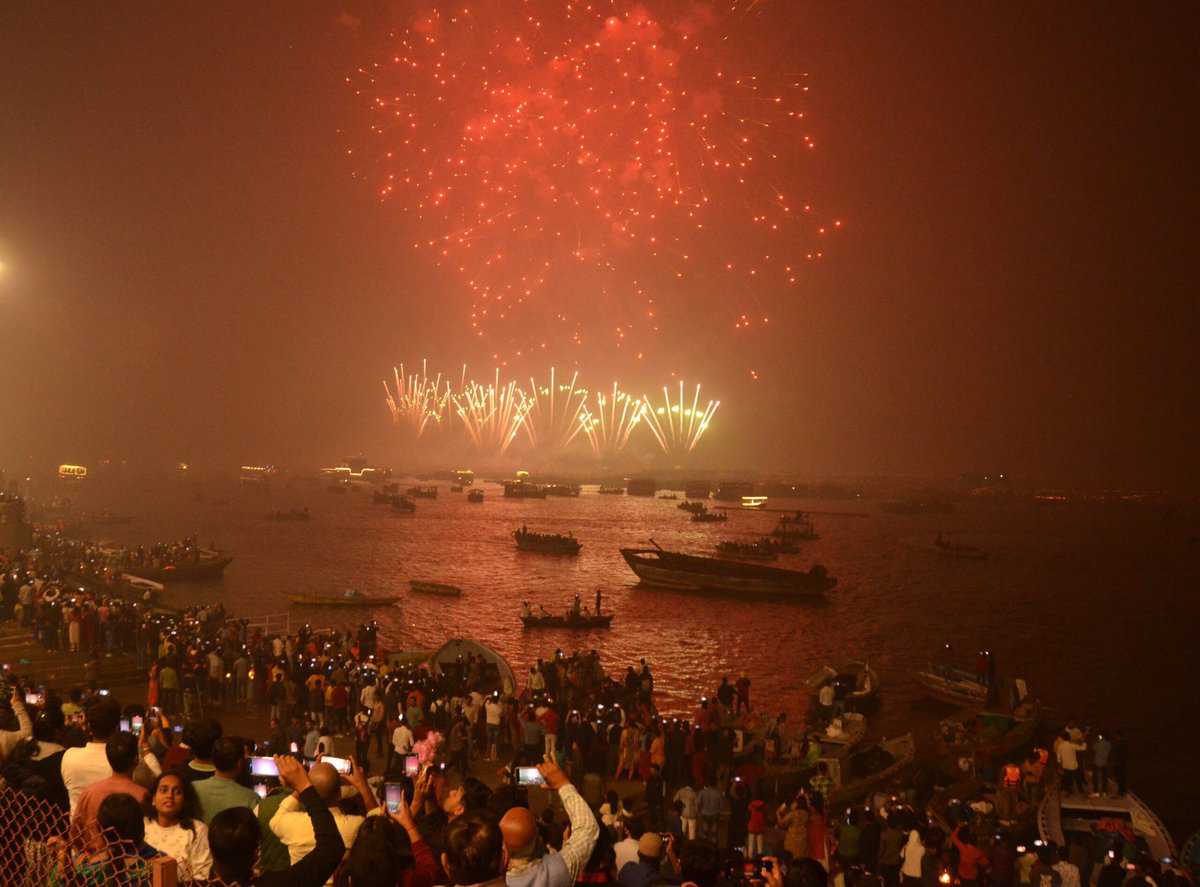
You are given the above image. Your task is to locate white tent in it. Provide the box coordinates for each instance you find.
[431,638,516,693]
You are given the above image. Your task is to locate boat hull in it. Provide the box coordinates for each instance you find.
[136,556,233,582]
[914,669,989,706]
[621,548,835,598]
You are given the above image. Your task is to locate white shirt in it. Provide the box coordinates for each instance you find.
[62,742,113,815]
[392,724,414,754]
[270,794,364,886]
[485,700,503,726]
[614,836,639,872]
[1054,861,1081,887]
[1055,738,1086,771]
[144,818,212,881]
[359,685,377,710]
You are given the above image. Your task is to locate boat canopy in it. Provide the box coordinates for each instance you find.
[431,638,517,694]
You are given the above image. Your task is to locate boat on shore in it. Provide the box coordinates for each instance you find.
[1039,785,1176,864]
[410,580,462,597]
[914,665,990,706]
[620,544,835,598]
[467,489,484,503]
[521,612,613,629]
[514,526,582,554]
[289,590,402,607]
[806,661,881,710]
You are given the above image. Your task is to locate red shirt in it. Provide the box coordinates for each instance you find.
[72,774,149,849]
[747,799,767,834]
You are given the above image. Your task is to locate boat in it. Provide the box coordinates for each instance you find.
[407,486,438,499]
[521,612,613,629]
[598,486,625,495]
[449,484,464,493]
[658,493,679,501]
[678,501,707,514]
[132,552,234,582]
[1038,785,1176,864]
[715,539,778,561]
[806,661,881,710]
[391,497,416,513]
[825,734,916,805]
[372,483,401,503]
[933,535,989,560]
[467,489,484,503]
[289,590,402,607]
[913,665,990,706]
[620,544,836,598]
[410,580,463,597]
[504,480,547,499]
[936,701,1040,763]
[265,509,310,521]
[627,478,657,497]
[514,526,582,554]
[813,711,869,756]
[771,514,818,540]
[545,484,582,497]
[692,511,728,523]
[741,496,769,508]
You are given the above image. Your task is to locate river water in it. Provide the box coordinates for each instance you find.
[68,478,1199,841]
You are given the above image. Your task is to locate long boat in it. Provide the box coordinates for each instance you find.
[514,528,582,554]
[913,665,990,706]
[289,592,402,607]
[620,545,835,598]
[410,580,462,597]
[1038,785,1175,864]
[521,613,613,629]
[130,553,233,582]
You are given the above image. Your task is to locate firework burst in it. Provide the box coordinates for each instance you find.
[578,382,647,457]
[347,1,841,362]
[519,367,591,451]
[451,368,532,456]
[383,360,452,437]
[640,380,720,456]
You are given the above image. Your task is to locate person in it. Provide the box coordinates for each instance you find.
[485,695,504,760]
[950,826,989,887]
[1029,844,1061,887]
[673,782,698,841]
[615,819,645,873]
[878,815,904,887]
[142,769,213,881]
[193,736,259,824]
[900,826,925,887]
[1053,845,1080,887]
[500,759,599,887]
[809,762,833,801]
[61,696,121,815]
[600,790,631,835]
[997,760,1022,822]
[696,781,722,845]
[746,794,767,859]
[0,686,32,761]
[1090,733,1112,796]
[208,754,346,886]
[1054,731,1087,795]
[837,810,862,865]
[617,832,678,887]
[72,731,149,848]
[50,792,163,884]
[342,787,438,887]
[443,811,507,887]
[271,757,374,882]
[777,795,809,860]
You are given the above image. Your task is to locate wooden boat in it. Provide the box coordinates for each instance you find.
[806,661,881,710]
[936,703,1040,762]
[825,734,916,805]
[1039,785,1176,864]
[407,486,438,499]
[410,580,462,597]
[598,486,625,495]
[813,711,868,756]
[678,501,707,513]
[449,484,464,493]
[521,612,613,629]
[914,665,990,706]
[771,516,818,540]
[741,496,769,508]
[692,511,728,523]
[514,527,582,554]
[545,484,582,497]
[467,489,484,503]
[132,553,233,582]
[658,493,679,500]
[289,591,402,607]
[391,497,416,513]
[620,544,836,598]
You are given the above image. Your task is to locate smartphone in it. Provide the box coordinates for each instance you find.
[173,724,184,734]
[516,766,545,787]
[404,754,420,777]
[323,756,352,774]
[384,782,405,813]
[131,715,143,736]
[97,689,110,697]
[253,783,269,800]
[25,692,43,707]
[290,741,299,754]
[120,718,130,732]
[250,756,280,777]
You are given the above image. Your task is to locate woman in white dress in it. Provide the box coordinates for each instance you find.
[142,770,212,881]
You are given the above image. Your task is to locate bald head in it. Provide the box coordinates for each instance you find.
[308,762,340,803]
[500,806,538,859]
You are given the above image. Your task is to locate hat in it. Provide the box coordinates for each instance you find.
[638,833,664,859]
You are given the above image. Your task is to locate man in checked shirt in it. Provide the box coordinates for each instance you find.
[500,758,600,887]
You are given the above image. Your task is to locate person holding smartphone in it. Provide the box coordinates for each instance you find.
[499,758,600,887]
[270,755,375,880]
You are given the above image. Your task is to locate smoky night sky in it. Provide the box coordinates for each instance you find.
[1,2,1196,486]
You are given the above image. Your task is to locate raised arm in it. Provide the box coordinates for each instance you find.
[540,760,599,882]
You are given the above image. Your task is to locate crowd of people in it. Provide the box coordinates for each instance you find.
[0,530,1191,887]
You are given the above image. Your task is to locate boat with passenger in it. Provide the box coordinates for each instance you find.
[691,510,728,523]
[391,497,416,513]
[806,661,881,711]
[467,489,484,503]
[771,513,818,540]
[513,526,582,554]
[1039,785,1176,864]
[545,484,582,497]
[678,501,707,514]
[520,593,611,628]
[620,542,835,598]
[598,486,625,495]
[715,539,778,560]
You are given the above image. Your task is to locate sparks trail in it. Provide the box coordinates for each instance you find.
[346,1,843,363]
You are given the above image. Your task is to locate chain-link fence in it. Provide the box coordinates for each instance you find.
[0,783,181,886]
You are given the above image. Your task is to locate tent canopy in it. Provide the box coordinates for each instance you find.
[431,638,516,694]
